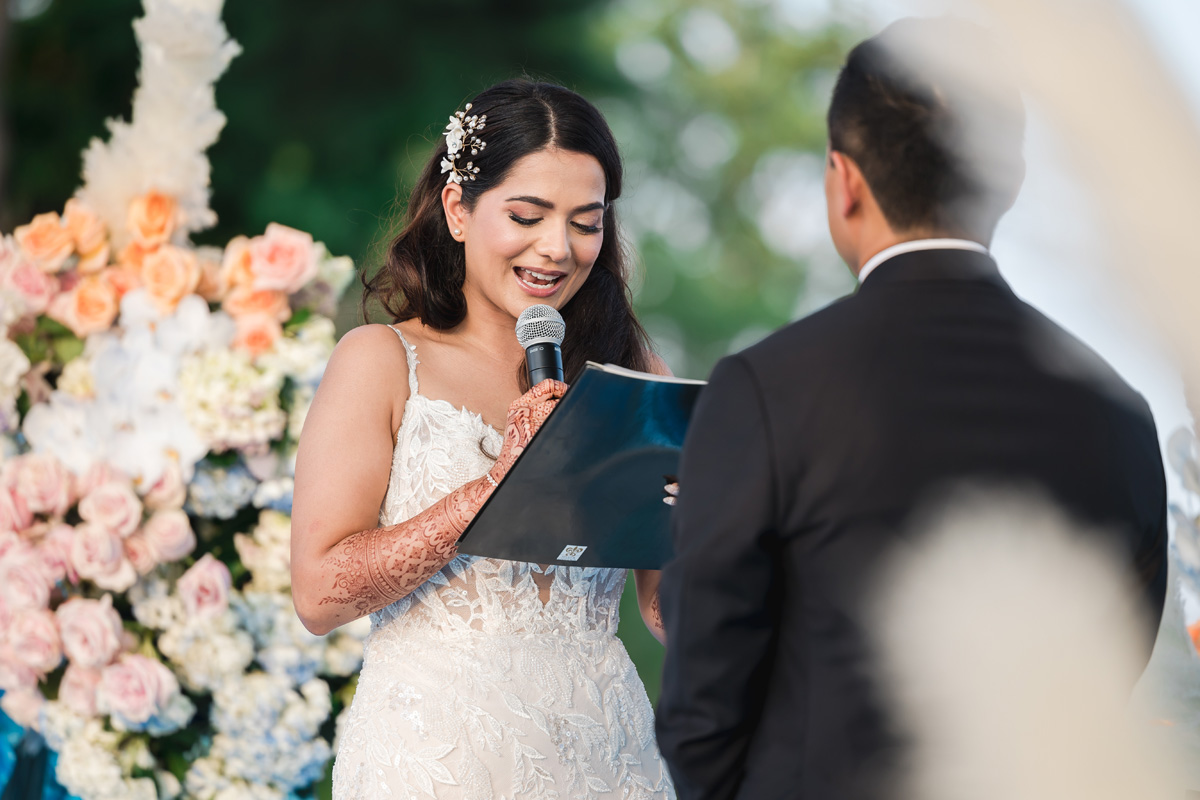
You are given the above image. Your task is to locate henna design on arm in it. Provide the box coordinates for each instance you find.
[310,380,567,631]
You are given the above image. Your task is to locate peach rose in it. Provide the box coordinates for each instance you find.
[0,687,44,728]
[75,244,111,275]
[222,284,290,322]
[141,510,195,563]
[177,553,231,621]
[118,240,154,272]
[250,223,317,294]
[9,608,62,674]
[0,537,54,610]
[123,532,158,575]
[220,235,255,289]
[64,199,110,274]
[14,211,74,273]
[13,452,73,517]
[59,664,102,717]
[232,312,282,358]
[141,245,200,315]
[142,459,186,511]
[97,654,179,729]
[127,191,178,249]
[71,522,137,592]
[194,248,227,302]
[0,256,58,315]
[103,263,142,298]
[40,523,78,584]
[56,594,125,669]
[64,199,108,255]
[78,480,143,538]
[48,273,119,337]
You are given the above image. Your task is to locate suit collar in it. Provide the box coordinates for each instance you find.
[856,248,1008,294]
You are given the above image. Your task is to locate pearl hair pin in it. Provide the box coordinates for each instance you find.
[440,102,487,186]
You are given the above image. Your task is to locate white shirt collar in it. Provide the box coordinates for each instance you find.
[857,238,990,284]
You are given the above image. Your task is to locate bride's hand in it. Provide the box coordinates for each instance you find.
[488,379,568,484]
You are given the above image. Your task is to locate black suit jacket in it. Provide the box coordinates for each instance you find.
[655,249,1168,800]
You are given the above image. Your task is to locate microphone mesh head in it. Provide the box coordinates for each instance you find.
[516,304,566,347]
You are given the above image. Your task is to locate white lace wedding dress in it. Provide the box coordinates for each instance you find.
[332,328,675,800]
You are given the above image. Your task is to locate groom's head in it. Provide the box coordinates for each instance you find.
[825,18,1026,272]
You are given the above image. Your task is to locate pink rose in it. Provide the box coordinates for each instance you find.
[0,536,54,610]
[9,608,62,674]
[0,485,32,535]
[13,453,73,518]
[75,463,128,498]
[0,646,38,692]
[141,510,195,564]
[56,594,124,669]
[78,480,143,538]
[96,654,179,728]
[0,687,45,729]
[0,256,58,316]
[142,460,186,511]
[40,523,78,584]
[177,554,231,621]
[71,523,137,592]
[59,664,102,717]
[123,532,158,575]
[249,223,317,294]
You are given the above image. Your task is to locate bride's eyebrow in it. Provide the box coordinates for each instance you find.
[506,196,605,214]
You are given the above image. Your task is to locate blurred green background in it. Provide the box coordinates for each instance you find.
[0,0,861,701]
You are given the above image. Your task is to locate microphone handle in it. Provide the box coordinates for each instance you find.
[526,342,564,386]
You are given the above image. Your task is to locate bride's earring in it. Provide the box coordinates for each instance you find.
[453,228,462,237]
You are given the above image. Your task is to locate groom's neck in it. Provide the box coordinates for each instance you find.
[850,226,988,277]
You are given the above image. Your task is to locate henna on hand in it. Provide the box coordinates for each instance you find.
[312,380,567,630]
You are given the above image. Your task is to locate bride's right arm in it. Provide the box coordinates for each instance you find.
[291,328,564,635]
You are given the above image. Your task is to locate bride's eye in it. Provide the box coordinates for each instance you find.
[572,221,603,235]
[509,213,540,226]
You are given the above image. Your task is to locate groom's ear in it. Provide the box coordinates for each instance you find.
[828,150,865,220]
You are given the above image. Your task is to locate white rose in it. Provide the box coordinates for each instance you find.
[0,339,30,394]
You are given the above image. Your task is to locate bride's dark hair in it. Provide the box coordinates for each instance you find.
[363,79,652,388]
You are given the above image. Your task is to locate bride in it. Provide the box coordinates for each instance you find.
[291,80,676,800]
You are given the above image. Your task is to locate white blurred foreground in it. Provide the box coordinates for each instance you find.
[872,492,1186,800]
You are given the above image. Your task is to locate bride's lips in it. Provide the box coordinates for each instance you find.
[514,266,567,297]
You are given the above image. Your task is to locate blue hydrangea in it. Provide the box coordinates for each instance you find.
[186,459,259,520]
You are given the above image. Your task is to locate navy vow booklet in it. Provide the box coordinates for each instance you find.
[455,363,705,569]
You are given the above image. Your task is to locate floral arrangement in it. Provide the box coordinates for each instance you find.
[0,1,366,799]
[1167,427,1200,659]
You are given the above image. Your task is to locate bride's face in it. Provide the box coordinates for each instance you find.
[446,147,607,320]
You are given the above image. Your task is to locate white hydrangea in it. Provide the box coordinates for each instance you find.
[159,611,256,692]
[257,315,335,387]
[43,706,152,800]
[233,510,292,593]
[0,338,29,434]
[128,575,186,631]
[322,617,369,678]
[57,356,96,399]
[179,348,286,454]
[287,381,315,440]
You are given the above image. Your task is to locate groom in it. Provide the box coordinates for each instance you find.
[655,17,1168,800]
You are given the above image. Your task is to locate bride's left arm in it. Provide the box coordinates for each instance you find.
[634,350,672,645]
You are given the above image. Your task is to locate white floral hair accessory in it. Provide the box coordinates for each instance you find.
[440,103,487,185]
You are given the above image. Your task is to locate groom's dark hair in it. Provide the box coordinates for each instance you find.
[828,18,1026,241]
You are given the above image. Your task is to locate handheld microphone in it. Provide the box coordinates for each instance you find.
[516,304,565,386]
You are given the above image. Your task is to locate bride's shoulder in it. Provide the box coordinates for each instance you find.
[323,323,411,398]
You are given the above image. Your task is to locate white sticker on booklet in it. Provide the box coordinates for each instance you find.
[557,545,587,562]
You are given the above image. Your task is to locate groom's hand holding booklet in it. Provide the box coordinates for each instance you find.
[456,363,705,570]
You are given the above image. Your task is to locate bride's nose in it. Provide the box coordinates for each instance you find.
[534,224,570,264]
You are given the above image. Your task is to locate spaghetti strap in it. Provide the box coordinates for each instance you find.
[386,325,419,395]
